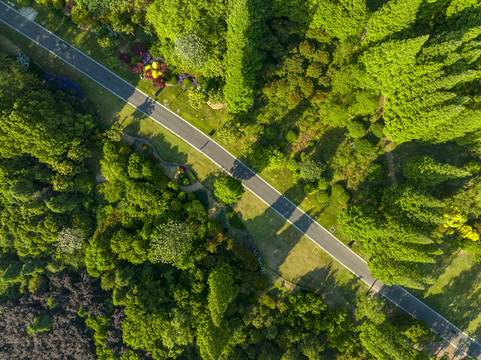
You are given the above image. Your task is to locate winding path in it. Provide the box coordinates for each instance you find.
[1,2,480,358]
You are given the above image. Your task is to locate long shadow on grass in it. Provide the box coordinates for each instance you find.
[241,190,361,308]
[421,264,481,336]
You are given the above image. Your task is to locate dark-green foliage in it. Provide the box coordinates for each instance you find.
[403,156,471,187]
[355,138,377,155]
[317,190,329,204]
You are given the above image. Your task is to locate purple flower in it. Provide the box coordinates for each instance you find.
[141,51,153,64]
[177,73,197,88]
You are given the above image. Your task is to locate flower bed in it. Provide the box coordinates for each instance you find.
[44,72,83,99]
[126,43,167,88]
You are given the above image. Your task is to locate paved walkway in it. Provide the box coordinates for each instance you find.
[1,2,480,358]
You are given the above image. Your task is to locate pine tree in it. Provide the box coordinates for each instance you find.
[358,35,429,95]
[367,0,423,43]
[403,156,471,187]
[311,0,369,42]
[224,0,266,113]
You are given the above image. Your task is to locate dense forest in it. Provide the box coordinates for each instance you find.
[0,53,434,359]
[48,0,481,289]
[3,0,481,358]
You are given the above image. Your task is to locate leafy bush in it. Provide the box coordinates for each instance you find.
[287,159,297,171]
[332,183,345,196]
[285,129,299,142]
[355,138,377,155]
[367,162,385,182]
[307,140,316,147]
[168,75,178,85]
[304,183,317,195]
[263,125,279,142]
[317,191,329,204]
[347,120,367,138]
[188,88,207,109]
[318,177,330,190]
[337,191,351,205]
[27,314,52,335]
[208,88,225,104]
[214,176,245,204]
[370,122,384,138]
[182,77,193,88]
[71,6,90,25]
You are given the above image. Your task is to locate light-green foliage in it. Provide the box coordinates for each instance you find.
[224,0,266,113]
[214,176,245,204]
[207,262,238,326]
[367,0,423,43]
[311,0,370,42]
[358,35,429,95]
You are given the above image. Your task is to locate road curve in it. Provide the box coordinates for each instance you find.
[1,2,480,358]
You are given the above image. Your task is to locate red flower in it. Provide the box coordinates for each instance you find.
[144,69,153,79]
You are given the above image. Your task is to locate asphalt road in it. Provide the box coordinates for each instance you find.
[1,2,481,358]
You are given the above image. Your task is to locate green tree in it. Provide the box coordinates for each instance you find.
[214,176,245,204]
[367,0,423,43]
[148,221,195,268]
[297,156,325,182]
[207,262,238,326]
[403,156,471,187]
[224,0,266,113]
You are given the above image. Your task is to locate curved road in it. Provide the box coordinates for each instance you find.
[1,2,480,358]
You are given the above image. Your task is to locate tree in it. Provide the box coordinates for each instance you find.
[347,119,367,138]
[148,221,195,268]
[367,0,423,43]
[403,156,471,187]
[224,0,266,113]
[207,262,238,326]
[297,156,325,182]
[214,176,245,204]
[311,0,369,42]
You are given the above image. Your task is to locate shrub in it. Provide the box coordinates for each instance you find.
[98,37,115,49]
[347,120,367,138]
[182,177,191,186]
[168,75,178,85]
[131,43,145,57]
[287,159,297,171]
[337,191,351,205]
[208,88,225,104]
[304,183,317,195]
[367,162,385,182]
[263,125,279,142]
[71,6,90,25]
[182,77,193,88]
[332,183,345,196]
[370,122,384,138]
[318,177,329,190]
[277,140,287,148]
[18,0,33,6]
[307,140,316,147]
[188,88,208,109]
[118,53,131,64]
[285,129,299,143]
[317,191,329,204]
[355,138,377,155]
